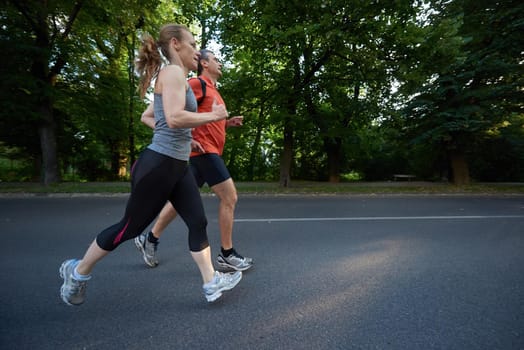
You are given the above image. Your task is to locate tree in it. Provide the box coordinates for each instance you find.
[219,0,424,185]
[1,0,173,183]
[402,0,524,184]
[2,1,86,184]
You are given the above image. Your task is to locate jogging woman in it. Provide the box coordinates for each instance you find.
[59,24,242,305]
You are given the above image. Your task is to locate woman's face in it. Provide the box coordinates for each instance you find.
[176,30,199,71]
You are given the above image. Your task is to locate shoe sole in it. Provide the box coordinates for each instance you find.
[59,260,68,280]
[205,273,243,303]
[216,259,253,272]
[134,236,158,268]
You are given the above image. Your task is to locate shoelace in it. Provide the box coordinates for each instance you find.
[144,239,158,253]
[71,279,87,293]
[229,249,245,260]
[221,272,238,283]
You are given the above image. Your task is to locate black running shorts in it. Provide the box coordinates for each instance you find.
[190,153,231,188]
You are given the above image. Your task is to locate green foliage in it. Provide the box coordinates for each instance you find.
[0,3,43,161]
[1,0,522,184]
[400,0,524,181]
[0,0,184,182]
[0,144,36,182]
[469,114,524,181]
[218,0,427,182]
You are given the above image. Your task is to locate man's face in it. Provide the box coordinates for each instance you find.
[205,53,222,77]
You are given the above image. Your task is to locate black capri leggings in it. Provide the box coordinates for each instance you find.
[96,148,209,252]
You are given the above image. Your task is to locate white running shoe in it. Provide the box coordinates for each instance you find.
[203,271,242,302]
[59,259,88,306]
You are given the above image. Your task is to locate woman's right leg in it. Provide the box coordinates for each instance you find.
[169,166,214,283]
[168,167,242,302]
[190,247,215,284]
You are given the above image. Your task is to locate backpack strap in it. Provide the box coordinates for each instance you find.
[196,77,206,105]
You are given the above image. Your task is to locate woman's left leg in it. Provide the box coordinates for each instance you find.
[77,150,177,275]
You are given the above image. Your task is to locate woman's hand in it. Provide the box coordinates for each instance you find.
[212,99,229,121]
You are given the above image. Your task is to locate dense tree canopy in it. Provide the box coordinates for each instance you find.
[401,0,524,184]
[1,0,522,184]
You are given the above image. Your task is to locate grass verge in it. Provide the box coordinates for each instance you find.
[1,181,523,195]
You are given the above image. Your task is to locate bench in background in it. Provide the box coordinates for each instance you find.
[393,174,416,181]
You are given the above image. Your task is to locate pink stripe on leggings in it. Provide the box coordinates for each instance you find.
[113,219,130,245]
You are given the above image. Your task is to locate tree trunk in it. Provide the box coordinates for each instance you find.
[16,1,84,184]
[38,106,60,185]
[127,35,137,167]
[449,150,470,185]
[279,123,293,187]
[29,7,58,184]
[248,104,265,181]
[325,137,342,183]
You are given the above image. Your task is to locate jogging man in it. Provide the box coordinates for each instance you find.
[135,49,253,272]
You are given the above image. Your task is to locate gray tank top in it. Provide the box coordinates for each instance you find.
[147,87,197,161]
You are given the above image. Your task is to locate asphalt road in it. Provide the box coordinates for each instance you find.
[1,194,523,350]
